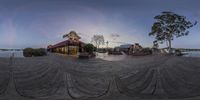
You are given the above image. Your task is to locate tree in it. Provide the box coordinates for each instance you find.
[84,44,95,54]
[91,35,104,50]
[23,48,46,57]
[149,11,197,53]
[23,48,33,57]
[153,40,159,49]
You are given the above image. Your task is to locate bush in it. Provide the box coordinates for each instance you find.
[94,47,97,52]
[32,48,47,56]
[23,48,33,57]
[141,48,152,55]
[84,44,95,54]
[23,48,47,57]
[175,49,182,56]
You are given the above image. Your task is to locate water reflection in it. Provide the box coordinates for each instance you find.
[96,52,127,61]
[183,51,200,58]
[0,50,24,58]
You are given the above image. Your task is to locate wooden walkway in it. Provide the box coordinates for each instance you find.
[0,55,200,100]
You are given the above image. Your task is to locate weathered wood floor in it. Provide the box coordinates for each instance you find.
[0,54,200,100]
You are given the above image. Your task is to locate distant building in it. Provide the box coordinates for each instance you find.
[47,31,85,55]
[129,43,143,54]
[118,44,132,52]
[116,43,143,54]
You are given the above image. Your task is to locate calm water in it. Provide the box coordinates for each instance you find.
[183,51,200,57]
[0,50,24,58]
[96,52,127,61]
[96,51,200,61]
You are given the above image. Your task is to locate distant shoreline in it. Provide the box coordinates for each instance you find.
[0,49,23,51]
[0,50,24,58]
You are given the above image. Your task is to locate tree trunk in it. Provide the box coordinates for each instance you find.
[96,44,99,56]
[168,39,172,54]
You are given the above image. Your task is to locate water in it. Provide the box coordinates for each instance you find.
[96,52,127,61]
[96,51,200,60]
[183,51,200,58]
[0,50,24,58]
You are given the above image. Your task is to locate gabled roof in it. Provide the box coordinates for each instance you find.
[63,31,81,39]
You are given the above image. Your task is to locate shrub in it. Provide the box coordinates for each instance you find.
[175,49,182,56]
[94,47,97,52]
[23,48,47,57]
[32,48,47,56]
[23,48,33,57]
[84,44,95,54]
[141,48,152,55]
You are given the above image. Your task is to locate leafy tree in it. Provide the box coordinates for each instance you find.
[23,48,33,57]
[91,35,104,50]
[23,48,46,57]
[141,48,152,55]
[32,48,47,56]
[149,11,197,53]
[152,40,159,49]
[84,44,95,54]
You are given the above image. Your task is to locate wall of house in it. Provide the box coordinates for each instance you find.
[68,46,79,55]
[50,45,83,55]
[52,46,68,54]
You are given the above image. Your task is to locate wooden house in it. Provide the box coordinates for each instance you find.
[47,31,85,55]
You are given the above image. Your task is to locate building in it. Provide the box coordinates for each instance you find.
[129,43,143,54]
[117,44,132,52]
[47,31,85,55]
[116,43,143,54]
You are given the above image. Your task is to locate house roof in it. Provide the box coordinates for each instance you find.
[63,31,81,39]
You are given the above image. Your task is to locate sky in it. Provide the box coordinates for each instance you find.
[0,0,200,49]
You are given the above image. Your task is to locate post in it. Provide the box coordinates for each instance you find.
[106,41,109,52]
[9,52,14,66]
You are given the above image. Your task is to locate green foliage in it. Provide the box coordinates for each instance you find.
[93,46,97,51]
[23,48,47,57]
[23,48,33,57]
[32,48,47,56]
[141,48,152,55]
[153,40,159,49]
[149,12,197,41]
[84,44,95,54]
[149,11,197,53]
[175,49,182,56]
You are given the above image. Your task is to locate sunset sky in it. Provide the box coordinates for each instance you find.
[0,0,200,49]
